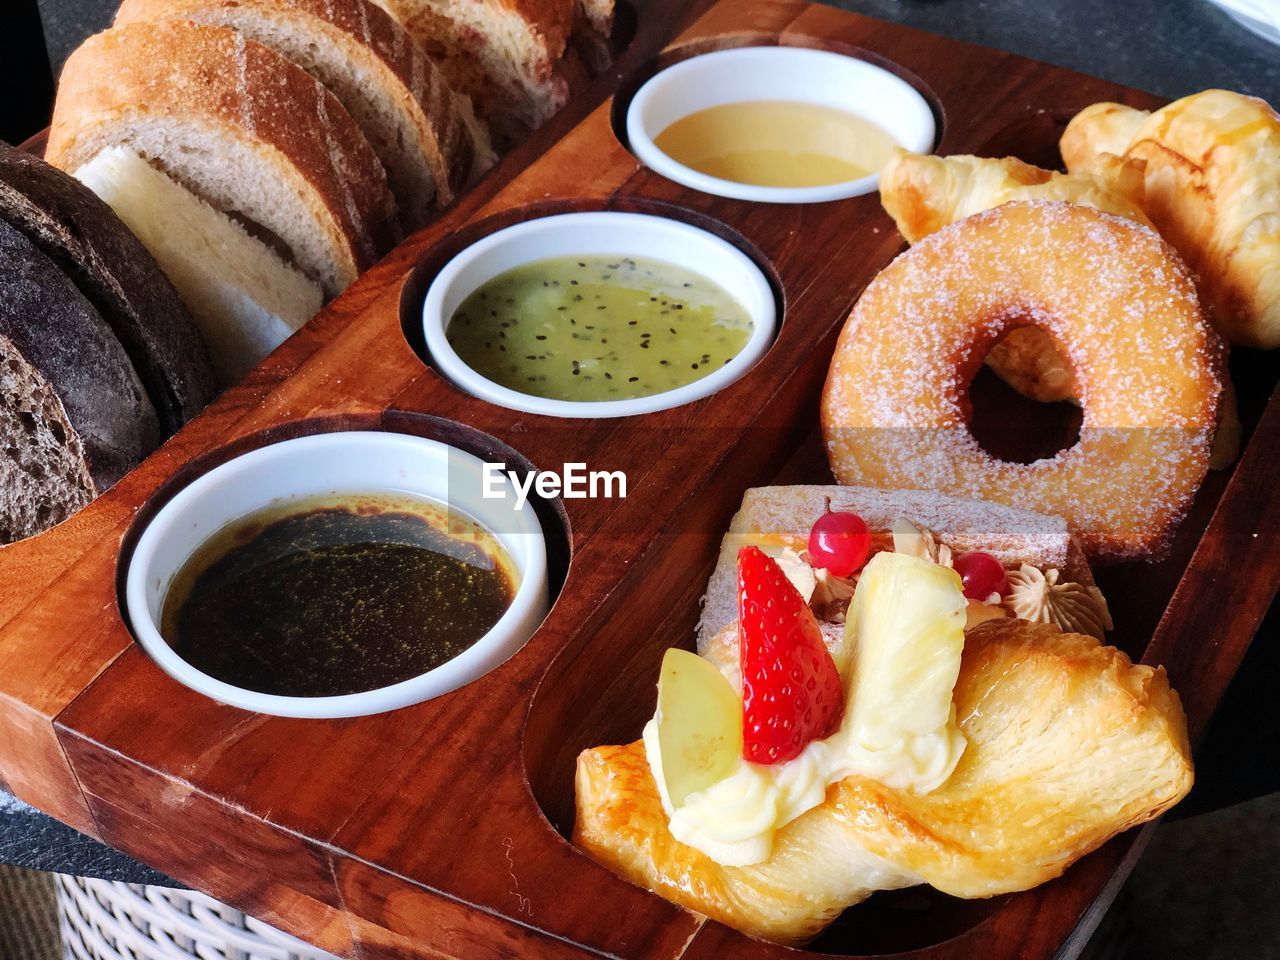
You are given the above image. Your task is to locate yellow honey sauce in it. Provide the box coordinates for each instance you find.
[653,100,897,188]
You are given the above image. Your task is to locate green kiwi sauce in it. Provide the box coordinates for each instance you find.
[161,494,517,698]
[445,255,754,402]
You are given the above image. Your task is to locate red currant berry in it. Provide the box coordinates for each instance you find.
[808,507,871,578]
[953,551,1008,600]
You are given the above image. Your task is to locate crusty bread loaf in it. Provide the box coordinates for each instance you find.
[0,218,159,543]
[76,147,324,385]
[0,142,215,434]
[47,20,399,296]
[114,0,495,231]
[369,0,582,147]
[697,485,1089,652]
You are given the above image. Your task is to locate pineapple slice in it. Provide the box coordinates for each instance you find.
[648,649,743,810]
[839,551,968,792]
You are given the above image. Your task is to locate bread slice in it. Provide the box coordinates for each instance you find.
[114,0,495,231]
[0,218,159,543]
[46,20,399,297]
[0,142,215,434]
[568,0,615,77]
[697,485,1093,652]
[369,0,581,147]
[76,147,324,385]
[574,0,612,38]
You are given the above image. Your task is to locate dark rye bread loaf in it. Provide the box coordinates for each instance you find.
[0,142,216,434]
[0,219,159,543]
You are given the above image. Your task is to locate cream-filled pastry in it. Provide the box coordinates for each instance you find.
[575,487,1191,945]
[644,550,967,867]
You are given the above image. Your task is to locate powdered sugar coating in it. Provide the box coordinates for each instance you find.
[821,201,1224,562]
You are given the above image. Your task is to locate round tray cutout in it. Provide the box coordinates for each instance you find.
[123,427,558,718]
[421,210,779,418]
[622,44,938,203]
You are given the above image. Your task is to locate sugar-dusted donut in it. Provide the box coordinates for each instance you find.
[821,201,1223,562]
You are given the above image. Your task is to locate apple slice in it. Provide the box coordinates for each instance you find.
[654,649,742,808]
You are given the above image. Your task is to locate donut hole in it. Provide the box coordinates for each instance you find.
[968,326,1082,464]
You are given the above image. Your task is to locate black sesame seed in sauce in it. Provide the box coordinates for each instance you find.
[445,255,752,403]
[160,496,516,698]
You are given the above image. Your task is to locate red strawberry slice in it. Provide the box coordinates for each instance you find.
[737,546,845,765]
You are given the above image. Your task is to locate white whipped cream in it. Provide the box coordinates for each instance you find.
[644,712,965,867]
[646,552,968,867]
[644,719,832,865]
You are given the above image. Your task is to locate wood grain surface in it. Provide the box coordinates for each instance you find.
[1,1,1275,958]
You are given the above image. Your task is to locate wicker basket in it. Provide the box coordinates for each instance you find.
[53,872,1134,960]
[56,875,341,960]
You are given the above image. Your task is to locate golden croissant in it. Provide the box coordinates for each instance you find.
[879,147,1152,244]
[1061,90,1280,348]
[575,618,1192,946]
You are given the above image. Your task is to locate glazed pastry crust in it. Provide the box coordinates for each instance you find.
[574,619,1193,946]
[985,327,1079,404]
[1061,90,1280,348]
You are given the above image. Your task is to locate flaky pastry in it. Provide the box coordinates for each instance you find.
[1061,90,1280,348]
[880,148,1153,244]
[575,619,1192,945]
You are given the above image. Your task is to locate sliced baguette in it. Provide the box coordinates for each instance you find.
[370,0,580,147]
[0,142,216,434]
[698,485,1093,653]
[0,218,159,543]
[76,147,324,386]
[114,0,495,231]
[47,20,399,297]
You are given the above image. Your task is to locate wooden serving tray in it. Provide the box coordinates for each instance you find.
[3,2,1278,958]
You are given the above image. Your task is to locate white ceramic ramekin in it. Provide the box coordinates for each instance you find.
[626,46,936,203]
[124,431,549,718]
[423,211,776,418]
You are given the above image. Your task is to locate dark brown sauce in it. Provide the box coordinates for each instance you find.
[160,495,517,698]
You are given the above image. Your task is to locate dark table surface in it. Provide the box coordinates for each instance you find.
[4,0,1278,887]
[33,0,1280,101]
